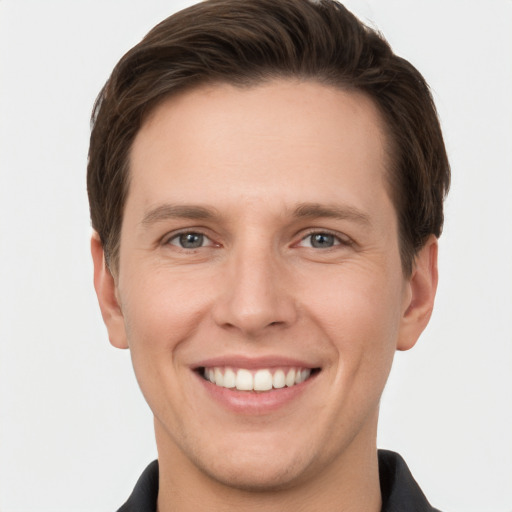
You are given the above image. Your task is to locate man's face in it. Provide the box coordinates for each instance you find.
[94,80,435,491]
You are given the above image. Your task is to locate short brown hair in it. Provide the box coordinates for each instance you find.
[87,0,450,275]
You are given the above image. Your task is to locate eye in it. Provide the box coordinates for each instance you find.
[298,232,346,249]
[167,232,211,249]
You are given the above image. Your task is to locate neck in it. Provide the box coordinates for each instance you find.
[155,417,382,512]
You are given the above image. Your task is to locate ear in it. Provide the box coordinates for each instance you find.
[91,232,128,349]
[397,235,439,351]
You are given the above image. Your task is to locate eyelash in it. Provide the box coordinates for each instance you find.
[164,229,352,251]
[297,230,353,249]
[165,230,215,249]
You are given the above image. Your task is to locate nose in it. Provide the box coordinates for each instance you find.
[212,244,298,337]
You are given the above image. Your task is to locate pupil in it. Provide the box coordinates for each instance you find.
[311,233,334,248]
[179,233,203,248]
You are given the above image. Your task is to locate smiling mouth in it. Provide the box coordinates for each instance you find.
[198,366,320,392]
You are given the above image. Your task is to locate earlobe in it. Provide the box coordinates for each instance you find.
[91,232,129,349]
[397,235,439,351]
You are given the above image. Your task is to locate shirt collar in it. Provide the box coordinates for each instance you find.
[116,450,440,512]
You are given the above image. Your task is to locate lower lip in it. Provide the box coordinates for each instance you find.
[195,371,318,414]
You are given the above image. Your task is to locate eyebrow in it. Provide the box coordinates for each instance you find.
[293,202,372,226]
[140,202,371,227]
[141,204,218,225]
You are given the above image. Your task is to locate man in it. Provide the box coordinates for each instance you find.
[87,0,450,510]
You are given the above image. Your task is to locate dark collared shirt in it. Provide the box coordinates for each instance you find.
[117,450,441,511]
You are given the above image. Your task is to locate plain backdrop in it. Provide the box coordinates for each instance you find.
[1,1,511,511]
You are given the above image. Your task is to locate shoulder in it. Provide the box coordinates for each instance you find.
[116,460,159,512]
[378,450,442,512]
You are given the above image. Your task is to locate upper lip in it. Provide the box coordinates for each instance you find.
[193,355,320,370]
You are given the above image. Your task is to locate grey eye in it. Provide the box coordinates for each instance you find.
[309,233,336,248]
[175,232,204,249]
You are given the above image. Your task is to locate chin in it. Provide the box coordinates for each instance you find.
[197,451,312,492]
[173,427,318,492]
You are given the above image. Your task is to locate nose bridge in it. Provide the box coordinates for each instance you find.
[213,236,296,335]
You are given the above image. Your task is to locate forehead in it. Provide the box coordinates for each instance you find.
[127,80,393,223]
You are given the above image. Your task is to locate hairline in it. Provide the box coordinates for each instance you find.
[106,75,407,277]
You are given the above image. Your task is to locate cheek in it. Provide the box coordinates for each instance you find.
[120,266,214,354]
[303,264,403,372]
[118,269,213,423]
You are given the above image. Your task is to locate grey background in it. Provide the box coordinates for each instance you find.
[1,0,511,510]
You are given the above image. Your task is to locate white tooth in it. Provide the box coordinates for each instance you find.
[223,368,236,388]
[235,369,253,391]
[295,369,303,384]
[214,368,224,387]
[273,369,285,389]
[301,369,311,382]
[208,368,215,383]
[285,369,296,387]
[254,369,273,391]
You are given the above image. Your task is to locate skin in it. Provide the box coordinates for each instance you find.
[92,80,438,511]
